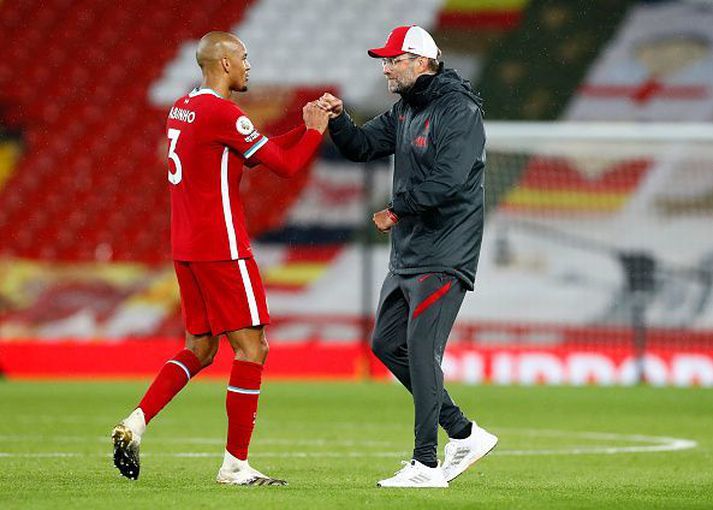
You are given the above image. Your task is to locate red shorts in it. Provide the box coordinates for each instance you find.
[173,258,270,336]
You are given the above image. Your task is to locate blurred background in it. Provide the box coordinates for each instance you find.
[1,0,712,385]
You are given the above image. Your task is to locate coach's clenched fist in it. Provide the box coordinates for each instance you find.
[317,93,343,119]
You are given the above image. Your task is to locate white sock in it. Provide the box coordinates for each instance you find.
[221,449,249,471]
[124,408,147,437]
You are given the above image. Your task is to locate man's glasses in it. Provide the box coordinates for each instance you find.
[381,56,419,68]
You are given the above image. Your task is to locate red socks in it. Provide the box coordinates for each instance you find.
[225,360,263,460]
[136,352,263,461]
[138,349,203,424]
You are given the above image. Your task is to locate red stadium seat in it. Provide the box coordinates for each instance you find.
[0,0,253,261]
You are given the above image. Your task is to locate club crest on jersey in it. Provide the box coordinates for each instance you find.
[236,116,255,135]
[413,119,430,148]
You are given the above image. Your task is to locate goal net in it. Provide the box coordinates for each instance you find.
[455,122,713,384]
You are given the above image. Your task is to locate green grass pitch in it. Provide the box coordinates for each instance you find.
[1,380,712,509]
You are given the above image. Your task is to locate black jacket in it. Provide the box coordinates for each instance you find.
[328,67,486,290]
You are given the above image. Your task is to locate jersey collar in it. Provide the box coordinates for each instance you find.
[189,87,223,98]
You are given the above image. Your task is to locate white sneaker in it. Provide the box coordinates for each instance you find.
[216,450,287,486]
[111,408,146,480]
[442,422,498,482]
[377,459,449,488]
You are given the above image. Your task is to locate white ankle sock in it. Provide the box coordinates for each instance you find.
[124,408,147,437]
[221,449,249,471]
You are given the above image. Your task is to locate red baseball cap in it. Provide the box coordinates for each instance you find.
[368,25,440,59]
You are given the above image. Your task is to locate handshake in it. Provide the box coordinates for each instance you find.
[302,93,343,133]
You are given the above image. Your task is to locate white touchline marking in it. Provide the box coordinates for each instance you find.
[171,452,409,459]
[0,429,697,459]
[252,438,396,447]
[0,453,83,458]
[13,415,137,425]
[0,436,395,447]
[492,439,697,456]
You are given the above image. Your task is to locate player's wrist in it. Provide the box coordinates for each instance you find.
[304,126,325,136]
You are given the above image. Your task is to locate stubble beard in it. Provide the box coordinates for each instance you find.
[387,79,402,93]
[234,78,248,93]
[235,71,249,93]
[387,71,415,94]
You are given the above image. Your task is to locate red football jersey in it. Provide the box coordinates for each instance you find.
[166,88,270,261]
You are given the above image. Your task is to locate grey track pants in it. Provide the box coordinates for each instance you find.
[371,271,471,465]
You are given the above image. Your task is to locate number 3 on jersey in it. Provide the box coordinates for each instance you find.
[167,128,183,184]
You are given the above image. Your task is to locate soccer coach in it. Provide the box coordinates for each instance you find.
[318,25,497,488]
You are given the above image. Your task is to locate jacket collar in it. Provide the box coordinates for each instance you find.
[399,64,442,108]
[399,64,484,112]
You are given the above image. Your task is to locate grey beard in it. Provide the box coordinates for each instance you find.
[389,79,412,94]
[394,82,413,95]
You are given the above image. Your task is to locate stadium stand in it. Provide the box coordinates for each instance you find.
[0,0,253,262]
[150,0,444,114]
[476,0,634,120]
[1,0,712,386]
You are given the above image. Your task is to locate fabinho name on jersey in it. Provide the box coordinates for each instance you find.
[168,107,196,124]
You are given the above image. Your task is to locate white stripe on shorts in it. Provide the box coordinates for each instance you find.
[238,259,260,326]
